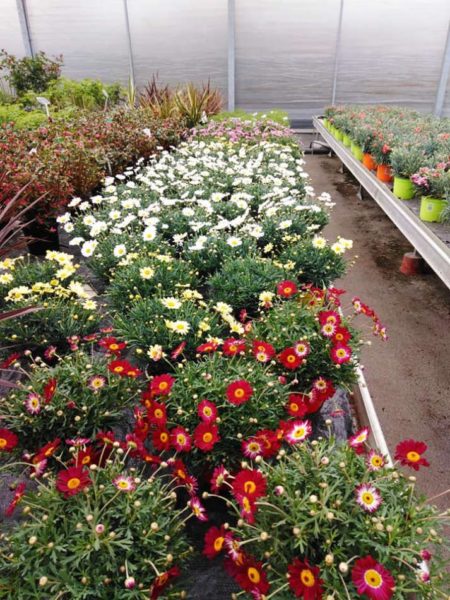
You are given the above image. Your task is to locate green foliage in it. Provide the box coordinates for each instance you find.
[0,104,46,129]
[390,146,430,178]
[0,50,62,96]
[213,109,290,125]
[279,241,347,288]
[207,256,286,313]
[166,353,289,469]
[1,351,142,454]
[20,77,124,110]
[228,438,449,598]
[0,453,192,598]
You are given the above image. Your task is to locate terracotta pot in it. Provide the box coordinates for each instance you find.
[363,153,377,171]
[376,164,393,183]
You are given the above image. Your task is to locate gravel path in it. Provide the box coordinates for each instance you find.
[304,152,450,510]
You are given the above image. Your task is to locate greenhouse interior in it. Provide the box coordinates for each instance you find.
[0,0,450,598]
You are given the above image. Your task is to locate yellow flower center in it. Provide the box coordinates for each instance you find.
[337,349,346,358]
[118,480,129,489]
[362,492,374,505]
[67,477,81,490]
[371,456,383,467]
[249,442,261,452]
[114,366,124,373]
[203,433,213,443]
[406,451,421,462]
[159,382,168,390]
[234,388,244,398]
[154,409,163,419]
[110,343,119,350]
[287,355,296,363]
[294,427,306,439]
[214,536,224,552]
[364,569,383,588]
[0,438,7,448]
[177,434,186,445]
[203,407,212,416]
[82,456,90,465]
[300,569,315,587]
[248,567,261,584]
[290,403,299,412]
[161,433,169,442]
[244,481,256,494]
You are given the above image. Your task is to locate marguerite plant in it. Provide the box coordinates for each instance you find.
[0,447,193,598]
[206,434,449,599]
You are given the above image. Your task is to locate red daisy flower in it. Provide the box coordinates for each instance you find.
[232,469,267,501]
[236,493,258,523]
[56,466,92,498]
[98,336,126,355]
[279,347,302,370]
[0,351,21,369]
[5,482,26,517]
[147,401,167,427]
[197,399,218,422]
[277,280,298,298]
[312,377,335,400]
[204,525,227,559]
[330,343,352,365]
[222,338,247,356]
[150,374,175,396]
[333,326,352,344]
[150,566,181,600]
[254,428,281,458]
[318,310,341,326]
[351,556,395,600]
[210,465,231,492]
[33,437,61,462]
[196,341,218,353]
[171,341,186,359]
[170,426,192,452]
[43,378,57,404]
[194,422,220,452]
[108,359,136,377]
[288,558,324,599]
[152,428,171,452]
[395,439,429,471]
[96,431,115,446]
[252,340,276,363]
[0,428,18,453]
[349,427,370,454]
[286,393,309,417]
[72,447,99,468]
[234,556,270,595]
[226,380,253,405]
[320,321,337,338]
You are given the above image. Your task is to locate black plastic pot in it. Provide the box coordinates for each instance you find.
[24,219,60,256]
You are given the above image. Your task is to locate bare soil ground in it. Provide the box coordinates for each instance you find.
[304,152,450,510]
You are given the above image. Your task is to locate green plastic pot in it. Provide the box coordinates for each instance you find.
[351,142,364,161]
[323,118,329,129]
[393,177,415,200]
[419,196,448,223]
[342,134,351,147]
[335,129,344,142]
[330,125,337,136]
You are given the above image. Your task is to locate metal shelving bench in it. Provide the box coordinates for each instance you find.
[313,116,450,290]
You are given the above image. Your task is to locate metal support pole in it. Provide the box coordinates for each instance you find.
[434,20,450,117]
[227,0,236,112]
[122,0,136,89]
[16,0,34,57]
[331,0,344,106]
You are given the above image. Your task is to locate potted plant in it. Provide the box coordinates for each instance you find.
[390,146,428,200]
[353,126,378,169]
[371,135,395,183]
[411,163,450,222]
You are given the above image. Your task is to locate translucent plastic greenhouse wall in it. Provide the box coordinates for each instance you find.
[1,0,450,120]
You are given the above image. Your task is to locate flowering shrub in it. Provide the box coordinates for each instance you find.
[0,109,185,223]
[206,435,448,598]
[411,162,450,199]
[0,252,101,354]
[0,450,192,598]
[1,349,142,456]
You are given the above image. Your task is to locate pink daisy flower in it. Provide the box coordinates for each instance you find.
[210,465,231,493]
[170,426,192,452]
[66,437,91,447]
[366,450,386,472]
[285,420,312,444]
[330,344,352,365]
[189,497,208,521]
[355,483,382,513]
[242,437,264,459]
[113,475,136,493]
[25,392,41,415]
[293,340,310,358]
[349,427,370,453]
[88,375,106,391]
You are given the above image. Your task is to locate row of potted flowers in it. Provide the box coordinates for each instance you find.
[322,105,450,223]
[0,117,447,598]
